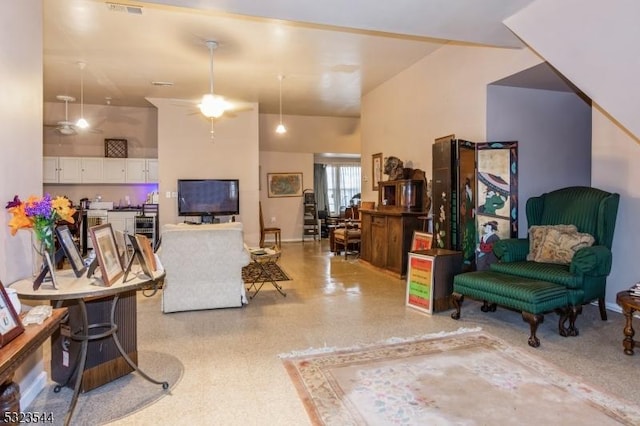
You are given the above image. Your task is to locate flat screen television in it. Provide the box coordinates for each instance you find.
[177,179,240,217]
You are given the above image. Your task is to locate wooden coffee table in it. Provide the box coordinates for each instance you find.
[616,290,640,355]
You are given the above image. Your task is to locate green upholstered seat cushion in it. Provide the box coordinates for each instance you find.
[489,261,581,289]
[453,271,567,314]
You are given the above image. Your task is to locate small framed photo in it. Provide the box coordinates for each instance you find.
[55,225,86,277]
[0,281,24,347]
[89,224,124,286]
[372,152,383,191]
[267,172,303,197]
[411,231,433,251]
[127,234,156,279]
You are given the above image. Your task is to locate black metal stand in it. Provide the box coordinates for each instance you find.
[246,252,286,299]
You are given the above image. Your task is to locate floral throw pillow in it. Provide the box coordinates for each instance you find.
[533,228,595,264]
[527,224,577,261]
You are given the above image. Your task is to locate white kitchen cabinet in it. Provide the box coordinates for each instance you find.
[42,156,157,184]
[43,157,59,183]
[103,158,126,183]
[126,158,157,183]
[146,159,158,182]
[80,157,103,183]
[58,157,83,183]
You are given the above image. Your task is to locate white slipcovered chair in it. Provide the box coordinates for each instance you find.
[158,222,250,313]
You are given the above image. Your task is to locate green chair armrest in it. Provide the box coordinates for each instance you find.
[570,245,612,276]
[493,238,529,263]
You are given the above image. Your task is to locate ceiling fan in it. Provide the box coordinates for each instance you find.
[44,95,78,135]
[44,95,102,135]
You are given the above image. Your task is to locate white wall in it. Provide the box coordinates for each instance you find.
[148,98,261,244]
[258,113,360,242]
[592,104,640,307]
[1,0,48,410]
[504,0,640,310]
[361,43,541,205]
[505,0,640,139]
[259,151,314,242]
[43,102,158,158]
[487,85,592,237]
[259,113,360,154]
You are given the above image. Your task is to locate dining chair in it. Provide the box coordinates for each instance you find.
[259,201,281,249]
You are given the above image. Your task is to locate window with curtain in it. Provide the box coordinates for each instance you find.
[326,163,361,215]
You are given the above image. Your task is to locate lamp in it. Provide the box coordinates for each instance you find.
[199,41,228,119]
[75,62,89,129]
[276,75,287,134]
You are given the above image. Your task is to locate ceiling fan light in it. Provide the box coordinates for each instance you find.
[199,93,226,118]
[275,123,287,134]
[58,125,75,136]
[76,117,89,129]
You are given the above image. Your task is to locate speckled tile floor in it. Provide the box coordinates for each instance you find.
[43,240,640,424]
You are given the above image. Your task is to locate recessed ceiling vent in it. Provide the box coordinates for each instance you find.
[106,3,143,15]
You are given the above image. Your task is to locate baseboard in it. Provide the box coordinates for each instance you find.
[602,300,622,314]
[20,371,47,410]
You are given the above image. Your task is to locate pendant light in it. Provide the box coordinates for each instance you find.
[275,75,287,134]
[75,61,89,129]
[199,40,227,119]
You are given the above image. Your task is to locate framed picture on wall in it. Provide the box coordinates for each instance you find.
[267,172,303,197]
[372,152,383,191]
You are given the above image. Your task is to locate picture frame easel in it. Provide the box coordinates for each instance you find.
[0,281,24,347]
[55,225,87,278]
[89,224,124,286]
[123,234,155,281]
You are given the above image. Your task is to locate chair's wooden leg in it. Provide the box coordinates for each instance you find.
[557,306,570,337]
[481,301,497,312]
[522,311,544,348]
[451,292,464,320]
[598,297,608,321]
[259,234,265,248]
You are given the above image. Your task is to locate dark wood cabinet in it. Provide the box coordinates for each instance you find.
[378,179,426,212]
[361,209,425,277]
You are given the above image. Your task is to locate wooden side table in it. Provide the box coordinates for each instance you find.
[0,308,67,422]
[616,290,640,355]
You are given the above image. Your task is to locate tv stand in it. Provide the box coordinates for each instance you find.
[201,215,220,224]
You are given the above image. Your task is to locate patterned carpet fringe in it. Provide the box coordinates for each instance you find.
[278,326,482,358]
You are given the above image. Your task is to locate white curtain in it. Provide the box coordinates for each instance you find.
[326,163,361,215]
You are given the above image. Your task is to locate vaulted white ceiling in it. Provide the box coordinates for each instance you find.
[44,0,534,117]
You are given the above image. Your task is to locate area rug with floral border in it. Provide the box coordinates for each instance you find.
[280,328,640,425]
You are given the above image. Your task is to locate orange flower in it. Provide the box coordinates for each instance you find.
[6,203,31,235]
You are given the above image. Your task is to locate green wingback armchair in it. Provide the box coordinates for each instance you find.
[491,186,620,321]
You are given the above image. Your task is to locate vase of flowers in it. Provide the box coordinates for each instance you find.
[5,194,76,277]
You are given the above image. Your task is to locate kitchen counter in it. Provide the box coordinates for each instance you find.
[108,207,143,212]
